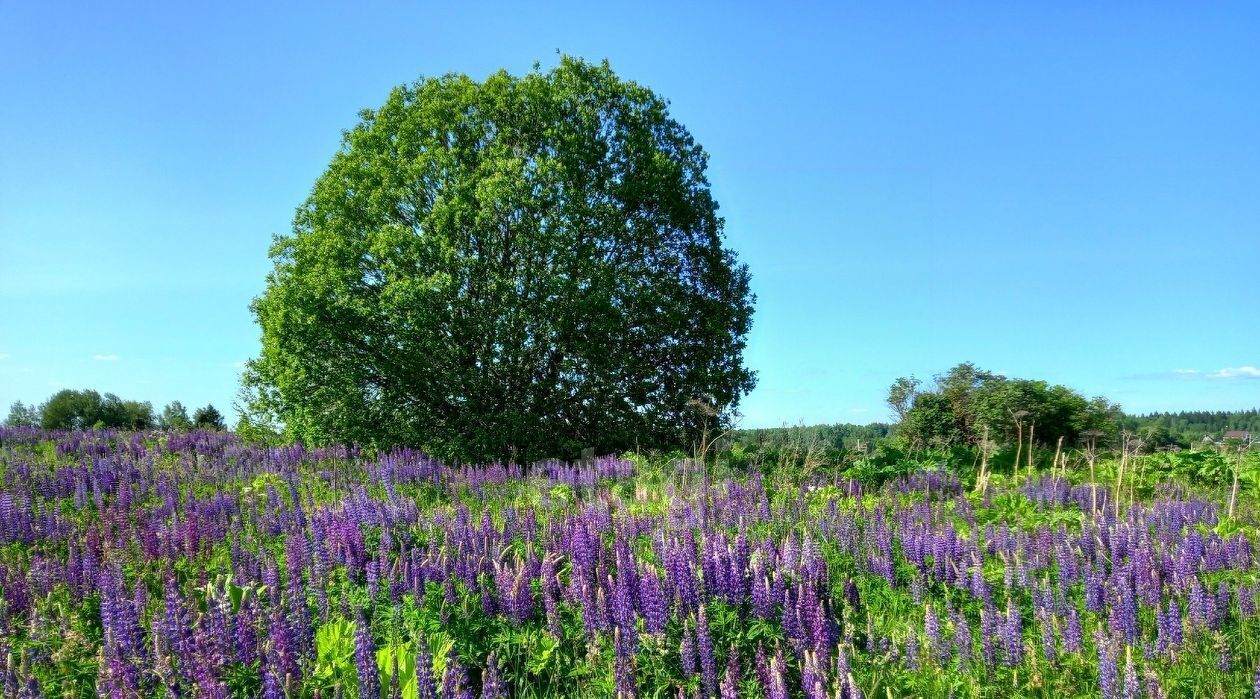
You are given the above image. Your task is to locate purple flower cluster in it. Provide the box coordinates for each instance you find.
[0,428,1258,698]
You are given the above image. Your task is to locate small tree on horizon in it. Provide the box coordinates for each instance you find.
[193,404,226,431]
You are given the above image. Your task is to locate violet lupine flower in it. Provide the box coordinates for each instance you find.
[751,572,772,620]
[1155,600,1182,658]
[415,642,438,699]
[980,605,998,668]
[924,606,944,665]
[765,647,789,699]
[1039,609,1056,664]
[950,608,972,663]
[19,674,42,699]
[1098,635,1118,699]
[481,653,505,699]
[442,652,473,699]
[718,646,739,699]
[1064,607,1083,655]
[696,606,717,698]
[234,594,261,667]
[260,653,284,699]
[754,644,770,694]
[1003,598,1023,668]
[800,651,827,699]
[1122,649,1139,699]
[680,621,698,679]
[354,613,380,699]
[613,627,637,699]
[638,566,668,634]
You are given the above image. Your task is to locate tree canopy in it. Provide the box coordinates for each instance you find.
[193,404,227,431]
[34,389,154,431]
[243,58,756,463]
[887,363,1121,449]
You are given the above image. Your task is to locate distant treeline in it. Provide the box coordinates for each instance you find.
[733,363,1255,463]
[5,389,226,431]
[1122,409,1258,448]
[732,422,893,454]
[733,410,1254,462]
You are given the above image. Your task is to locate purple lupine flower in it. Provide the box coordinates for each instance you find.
[415,641,437,699]
[1098,635,1118,699]
[481,653,505,699]
[354,613,380,699]
[1155,599,1181,657]
[1001,598,1022,667]
[950,608,972,662]
[765,647,789,699]
[754,644,770,694]
[19,674,43,699]
[680,621,697,679]
[924,606,944,665]
[442,652,473,699]
[800,651,826,699]
[696,606,717,698]
[261,651,284,699]
[614,626,637,699]
[638,566,668,634]
[1144,668,1165,699]
[980,606,998,667]
[751,572,771,620]
[1040,609,1056,664]
[1121,648,1139,699]
[1064,606,1083,655]
[719,645,739,699]
[1238,584,1256,618]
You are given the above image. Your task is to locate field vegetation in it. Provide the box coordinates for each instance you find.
[1,416,1257,698]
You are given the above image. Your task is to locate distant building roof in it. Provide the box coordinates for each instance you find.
[1223,430,1251,440]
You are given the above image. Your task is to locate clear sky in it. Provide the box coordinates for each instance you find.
[1,2,1257,428]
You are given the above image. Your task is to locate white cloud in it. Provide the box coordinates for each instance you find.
[0,352,9,360]
[92,354,120,362]
[1206,366,1260,380]
[232,361,247,369]
[1158,366,1260,380]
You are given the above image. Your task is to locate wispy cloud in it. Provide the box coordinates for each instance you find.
[0,352,10,360]
[232,361,247,369]
[1139,366,1260,381]
[92,354,120,362]
[1206,366,1260,379]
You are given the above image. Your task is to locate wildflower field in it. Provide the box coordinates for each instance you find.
[1,428,1259,698]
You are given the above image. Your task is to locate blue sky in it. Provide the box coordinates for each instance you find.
[1,2,1257,427]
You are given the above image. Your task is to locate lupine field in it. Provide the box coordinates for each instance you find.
[2,428,1259,698]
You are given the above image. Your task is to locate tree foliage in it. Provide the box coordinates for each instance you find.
[243,57,756,462]
[37,389,154,430]
[888,363,1121,449]
[159,401,193,431]
[4,401,39,428]
[193,404,226,431]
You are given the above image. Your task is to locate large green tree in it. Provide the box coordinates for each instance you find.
[243,58,756,462]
